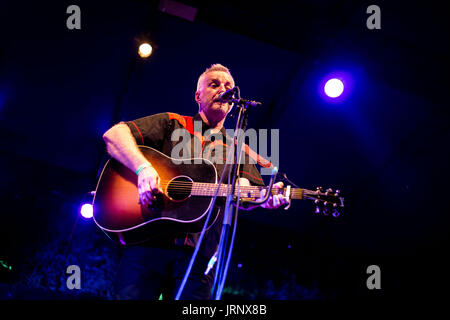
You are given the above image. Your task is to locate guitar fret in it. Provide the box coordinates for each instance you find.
[190,182,306,200]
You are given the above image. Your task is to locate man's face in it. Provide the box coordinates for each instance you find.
[195,71,235,121]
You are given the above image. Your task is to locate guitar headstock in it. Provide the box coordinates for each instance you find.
[304,187,344,217]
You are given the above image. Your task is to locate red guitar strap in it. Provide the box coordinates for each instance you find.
[167,113,203,156]
[241,143,274,169]
[167,112,273,168]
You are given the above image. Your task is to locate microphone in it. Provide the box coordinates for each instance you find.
[216,87,262,107]
[216,88,236,103]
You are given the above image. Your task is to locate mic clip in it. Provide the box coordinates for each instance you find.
[218,87,261,107]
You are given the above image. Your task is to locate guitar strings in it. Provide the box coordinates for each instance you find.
[157,180,303,192]
[158,182,263,196]
[157,181,301,193]
[143,180,300,197]
[135,178,331,202]
[135,179,305,200]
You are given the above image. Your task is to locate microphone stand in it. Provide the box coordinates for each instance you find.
[211,88,277,300]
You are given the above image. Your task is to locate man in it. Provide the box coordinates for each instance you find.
[102,64,287,299]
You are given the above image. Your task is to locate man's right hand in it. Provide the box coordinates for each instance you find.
[137,165,163,206]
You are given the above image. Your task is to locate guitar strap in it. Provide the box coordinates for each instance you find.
[167,112,204,155]
[167,112,274,169]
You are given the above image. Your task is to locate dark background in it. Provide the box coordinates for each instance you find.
[0,0,448,300]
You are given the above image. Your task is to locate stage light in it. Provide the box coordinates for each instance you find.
[79,191,95,219]
[135,32,157,59]
[318,71,354,103]
[324,78,344,98]
[80,203,93,219]
[138,42,153,58]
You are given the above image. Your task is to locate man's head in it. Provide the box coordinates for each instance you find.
[195,64,235,127]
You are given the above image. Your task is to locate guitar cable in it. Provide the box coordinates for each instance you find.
[175,87,266,300]
[174,126,236,300]
[213,165,279,299]
[213,87,276,299]
[214,180,242,299]
[211,95,247,299]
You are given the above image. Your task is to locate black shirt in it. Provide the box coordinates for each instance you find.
[126,112,266,259]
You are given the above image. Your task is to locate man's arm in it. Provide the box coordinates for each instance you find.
[103,122,150,173]
[103,122,162,205]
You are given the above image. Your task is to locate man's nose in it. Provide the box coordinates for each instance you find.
[218,84,227,92]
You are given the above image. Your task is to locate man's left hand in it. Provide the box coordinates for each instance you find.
[259,182,288,209]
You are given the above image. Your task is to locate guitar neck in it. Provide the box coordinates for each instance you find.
[191,182,305,200]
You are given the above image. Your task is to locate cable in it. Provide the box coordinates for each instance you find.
[213,101,248,299]
[215,181,241,299]
[174,152,231,300]
[215,114,248,299]
[174,106,239,299]
[177,87,251,300]
[211,99,246,298]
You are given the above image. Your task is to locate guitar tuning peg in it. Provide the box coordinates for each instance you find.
[327,188,333,193]
[332,210,340,218]
[323,207,330,216]
[335,190,340,196]
[315,206,321,214]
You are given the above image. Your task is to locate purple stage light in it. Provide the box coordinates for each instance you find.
[80,203,93,219]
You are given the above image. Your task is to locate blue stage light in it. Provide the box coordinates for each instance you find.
[324,78,344,98]
[80,203,93,219]
[318,71,354,103]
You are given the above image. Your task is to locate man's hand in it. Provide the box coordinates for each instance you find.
[137,165,163,206]
[259,182,288,209]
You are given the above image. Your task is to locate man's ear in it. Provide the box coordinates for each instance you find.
[195,91,201,103]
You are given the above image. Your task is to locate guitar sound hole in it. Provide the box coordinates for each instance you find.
[167,176,193,201]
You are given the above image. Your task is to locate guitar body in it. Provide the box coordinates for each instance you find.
[93,146,220,245]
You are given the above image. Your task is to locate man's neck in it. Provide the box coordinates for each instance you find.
[199,111,226,133]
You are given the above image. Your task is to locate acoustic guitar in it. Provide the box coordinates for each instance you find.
[92,146,344,245]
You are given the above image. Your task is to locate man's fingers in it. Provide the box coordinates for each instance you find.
[138,184,144,204]
[156,176,163,193]
[260,188,266,200]
[137,167,163,206]
[256,182,289,209]
[150,176,163,194]
[273,194,280,207]
[274,182,284,189]
[140,190,150,205]
[138,181,152,205]
[140,192,151,206]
